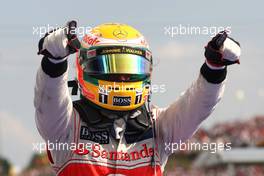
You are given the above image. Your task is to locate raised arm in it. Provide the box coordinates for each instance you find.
[34,21,80,142]
[155,31,241,157]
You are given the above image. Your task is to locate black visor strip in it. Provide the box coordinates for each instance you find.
[83,46,152,61]
[97,46,145,56]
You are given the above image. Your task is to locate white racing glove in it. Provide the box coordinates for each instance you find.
[38,20,80,63]
[37,21,80,78]
[205,31,241,70]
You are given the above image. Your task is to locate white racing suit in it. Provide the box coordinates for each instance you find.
[34,58,226,176]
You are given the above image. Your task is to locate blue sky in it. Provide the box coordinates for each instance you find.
[0,0,263,171]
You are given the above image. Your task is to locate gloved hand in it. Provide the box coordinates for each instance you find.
[38,20,80,63]
[205,31,241,69]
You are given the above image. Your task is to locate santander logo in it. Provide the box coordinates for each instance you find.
[74,143,157,161]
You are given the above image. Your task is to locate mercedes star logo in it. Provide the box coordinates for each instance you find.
[113,27,128,39]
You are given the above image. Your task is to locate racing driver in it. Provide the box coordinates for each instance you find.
[34,21,241,175]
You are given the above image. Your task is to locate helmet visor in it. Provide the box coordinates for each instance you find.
[82,53,151,75]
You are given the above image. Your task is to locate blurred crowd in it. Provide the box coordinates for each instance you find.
[165,115,264,175]
[0,116,264,175]
[18,153,55,176]
[166,165,264,176]
[193,115,264,148]
[0,154,54,176]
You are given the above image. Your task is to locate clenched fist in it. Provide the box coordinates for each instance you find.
[205,31,241,69]
[38,21,80,62]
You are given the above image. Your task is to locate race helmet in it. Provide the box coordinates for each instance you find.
[76,23,153,111]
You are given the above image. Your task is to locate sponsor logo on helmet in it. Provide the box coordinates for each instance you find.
[101,48,122,55]
[99,46,144,56]
[113,96,131,106]
[113,28,128,39]
[123,47,143,55]
[87,49,96,58]
[145,50,152,60]
[83,35,100,46]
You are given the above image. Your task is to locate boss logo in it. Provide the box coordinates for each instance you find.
[113,96,131,106]
[80,126,109,144]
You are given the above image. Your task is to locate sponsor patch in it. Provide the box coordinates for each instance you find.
[80,126,109,144]
[87,49,96,59]
[113,96,131,106]
[97,46,145,57]
[83,35,100,46]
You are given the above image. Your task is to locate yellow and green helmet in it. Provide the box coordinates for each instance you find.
[76,23,153,111]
